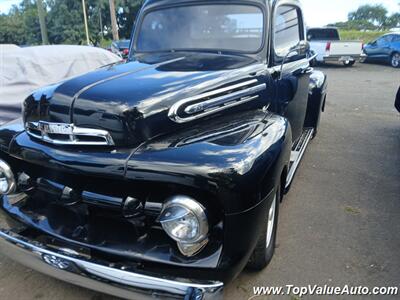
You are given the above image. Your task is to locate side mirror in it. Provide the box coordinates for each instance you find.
[280,41,310,79]
[298,40,310,52]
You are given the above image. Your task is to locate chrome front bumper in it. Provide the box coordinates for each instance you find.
[322,55,361,62]
[0,228,224,299]
[359,53,368,62]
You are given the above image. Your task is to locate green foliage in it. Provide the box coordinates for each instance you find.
[386,13,400,28]
[331,4,400,31]
[46,0,87,44]
[99,38,112,48]
[339,30,390,43]
[348,4,388,29]
[115,0,142,39]
[332,20,377,31]
[0,0,142,46]
[0,0,42,45]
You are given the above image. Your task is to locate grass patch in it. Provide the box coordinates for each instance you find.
[339,30,389,43]
[344,206,361,215]
[99,38,113,48]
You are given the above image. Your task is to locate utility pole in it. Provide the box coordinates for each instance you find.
[109,0,119,41]
[36,0,49,45]
[82,0,90,45]
[99,6,104,39]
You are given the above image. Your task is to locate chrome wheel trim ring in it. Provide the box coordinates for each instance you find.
[266,195,277,248]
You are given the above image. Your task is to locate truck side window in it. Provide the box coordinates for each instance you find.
[274,5,301,59]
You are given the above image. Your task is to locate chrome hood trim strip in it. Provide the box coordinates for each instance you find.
[168,80,266,124]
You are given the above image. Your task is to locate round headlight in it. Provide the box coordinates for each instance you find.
[0,160,16,195]
[159,195,208,244]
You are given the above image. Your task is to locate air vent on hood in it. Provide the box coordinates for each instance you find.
[26,121,115,146]
[168,79,266,123]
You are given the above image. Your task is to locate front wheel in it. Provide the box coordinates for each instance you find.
[343,60,355,67]
[391,53,400,68]
[246,183,280,270]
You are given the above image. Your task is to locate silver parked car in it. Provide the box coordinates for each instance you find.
[0,45,121,124]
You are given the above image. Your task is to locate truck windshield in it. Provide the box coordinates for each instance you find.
[136,4,264,53]
[307,29,340,41]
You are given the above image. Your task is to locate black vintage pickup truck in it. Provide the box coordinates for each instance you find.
[0,0,327,299]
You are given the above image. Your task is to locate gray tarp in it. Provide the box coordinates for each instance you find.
[0,45,120,123]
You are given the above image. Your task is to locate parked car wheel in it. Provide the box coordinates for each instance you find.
[343,60,355,67]
[390,52,400,68]
[247,183,280,270]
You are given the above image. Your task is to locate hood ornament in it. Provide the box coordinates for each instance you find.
[26,121,115,146]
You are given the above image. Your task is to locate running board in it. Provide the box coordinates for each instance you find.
[285,128,314,189]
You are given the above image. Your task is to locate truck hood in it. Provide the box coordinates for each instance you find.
[23,52,264,147]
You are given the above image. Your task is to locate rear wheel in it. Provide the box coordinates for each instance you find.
[391,53,400,68]
[343,60,355,67]
[247,183,280,270]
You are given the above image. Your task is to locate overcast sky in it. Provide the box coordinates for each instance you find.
[0,0,398,27]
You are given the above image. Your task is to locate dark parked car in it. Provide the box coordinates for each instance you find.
[110,39,131,59]
[0,0,327,299]
[362,33,400,68]
[395,87,400,113]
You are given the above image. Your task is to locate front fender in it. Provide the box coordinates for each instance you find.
[126,109,292,214]
[304,70,327,128]
[0,119,25,154]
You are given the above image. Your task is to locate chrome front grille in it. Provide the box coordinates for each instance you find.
[26,121,115,146]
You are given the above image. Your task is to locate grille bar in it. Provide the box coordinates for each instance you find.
[26,121,115,146]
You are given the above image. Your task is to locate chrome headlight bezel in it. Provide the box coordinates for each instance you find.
[0,160,16,195]
[159,195,209,245]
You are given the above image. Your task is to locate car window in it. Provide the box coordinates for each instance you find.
[307,29,339,41]
[378,36,392,45]
[136,4,264,53]
[392,35,400,42]
[274,5,301,58]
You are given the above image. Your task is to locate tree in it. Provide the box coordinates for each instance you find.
[0,10,25,45]
[385,13,400,28]
[115,0,142,39]
[348,4,388,29]
[0,0,42,45]
[86,0,111,45]
[330,4,399,31]
[46,0,87,44]
[0,0,143,45]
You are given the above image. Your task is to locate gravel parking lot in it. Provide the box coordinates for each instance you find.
[0,62,399,300]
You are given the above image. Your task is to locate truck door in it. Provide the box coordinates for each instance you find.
[271,4,311,143]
